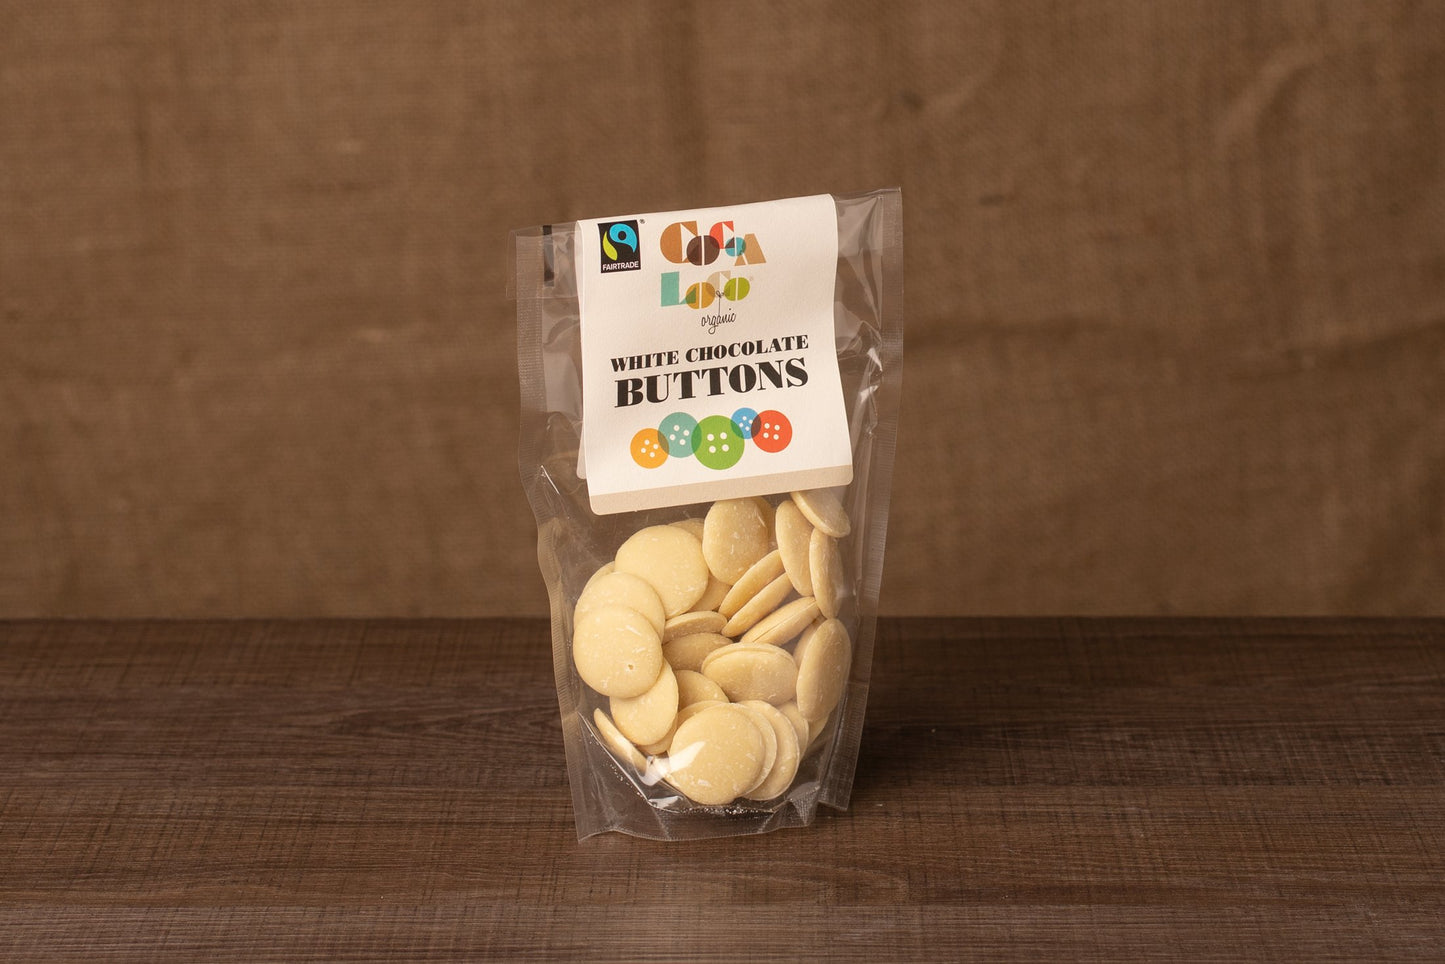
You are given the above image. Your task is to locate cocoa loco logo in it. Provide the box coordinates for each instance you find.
[658,219,766,327]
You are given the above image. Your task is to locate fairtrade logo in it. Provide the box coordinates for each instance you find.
[598,220,641,273]
[630,408,793,471]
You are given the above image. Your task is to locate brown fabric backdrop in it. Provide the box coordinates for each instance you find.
[2,1,1442,617]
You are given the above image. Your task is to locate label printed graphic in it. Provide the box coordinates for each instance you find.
[578,195,851,514]
[598,220,641,272]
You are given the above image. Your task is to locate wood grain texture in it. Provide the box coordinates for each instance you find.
[2,618,1442,960]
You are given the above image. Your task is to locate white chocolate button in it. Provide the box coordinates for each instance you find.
[809,529,846,619]
[640,698,723,755]
[572,605,664,698]
[702,498,772,584]
[740,701,801,801]
[615,525,711,618]
[752,496,776,534]
[665,703,768,806]
[661,632,731,673]
[670,518,706,541]
[593,707,648,773]
[793,617,851,721]
[806,707,834,751]
[582,561,614,594]
[664,610,727,641]
[701,642,798,705]
[717,549,785,618]
[774,500,815,595]
[720,572,794,637]
[778,701,811,750]
[610,661,679,746]
[790,488,851,538]
[675,669,728,707]
[731,702,779,795]
[574,570,666,637]
[739,596,821,648]
[693,573,731,613]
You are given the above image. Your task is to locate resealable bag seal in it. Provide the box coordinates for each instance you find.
[513,189,903,840]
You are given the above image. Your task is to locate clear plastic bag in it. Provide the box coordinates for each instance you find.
[513,189,903,839]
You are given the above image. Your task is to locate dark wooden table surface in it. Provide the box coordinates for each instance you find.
[3,619,1442,961]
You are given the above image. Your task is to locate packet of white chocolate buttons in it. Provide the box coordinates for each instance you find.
[513,190,903,840]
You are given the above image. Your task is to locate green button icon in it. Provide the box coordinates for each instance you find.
[693,415,746,470]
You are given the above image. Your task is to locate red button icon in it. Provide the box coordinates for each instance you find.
[752,410,792,453]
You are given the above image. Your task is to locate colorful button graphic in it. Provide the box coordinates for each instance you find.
[659,412,699,456]
[630,427,668,468]
[627,408,793,470]
[693,415,746,470]
[731,407,759,438]
[752,410,792,453]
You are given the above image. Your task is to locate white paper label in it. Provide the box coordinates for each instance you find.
[576,194,852,514]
